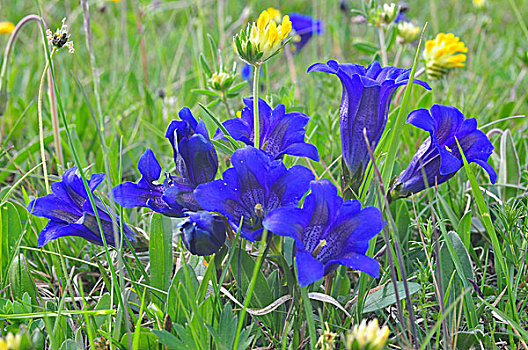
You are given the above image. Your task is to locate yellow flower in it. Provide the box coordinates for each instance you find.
[345,319,389,350]
[316,322,337,350]
[0,333,21,350]
[397,21,420,44]
[233,9,292,65]
[0,21,15,34]
[423,32,468,79]
[473,0,486,8]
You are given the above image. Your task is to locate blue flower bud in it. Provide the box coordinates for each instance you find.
[180,211,227,256]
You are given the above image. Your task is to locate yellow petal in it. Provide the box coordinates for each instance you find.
[279,15,292,38]
[267,20,279,47]
[266,8,282,22]
[448,53,467,64]
[257,10,270,32]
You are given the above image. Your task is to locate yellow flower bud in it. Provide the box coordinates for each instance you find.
[473,0,486,8]
[0,21,15,34]
[397,21,420,44]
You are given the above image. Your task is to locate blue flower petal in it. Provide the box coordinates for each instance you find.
[137,149,162,184]
[299,179,343,252]
[263,207,309,246]
[326,253,380,278]
[296,250,325,287]
[37,220,101,247]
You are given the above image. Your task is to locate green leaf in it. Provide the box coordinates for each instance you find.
[94,293,111,328]
[167,266,199,325]
[457,211,472,251]
[1,202,22,286]
[498,129,521,201]
[230,248,273,308]
[227,82,247,94]
[191,88,220,97]
[497,100,515,119]
[362,281,421,313]
[59,339,82,350]
[199,103,240,150]
[439,231,475,296]
[199,53,213,76]
[149,214,173,306]
[122,328,158,350]
[352,42,379,55]
[8,254,35,301]
[153,330,189,349]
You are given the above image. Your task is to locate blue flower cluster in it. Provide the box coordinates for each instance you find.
[27,11,496,288]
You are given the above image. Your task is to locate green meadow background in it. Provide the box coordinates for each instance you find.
[0,0,527,348]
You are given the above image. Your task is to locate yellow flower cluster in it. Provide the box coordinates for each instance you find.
[345,319,389,350]
[423,33,468,79]
[233,9,292,65]
[0,21,15,34]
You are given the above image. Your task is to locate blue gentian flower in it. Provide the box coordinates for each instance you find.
[389,104,497,200]
[307,60,431,194]
[194,146,314,241]
[289,13,323,52]
[27,167,135,247]
[180,211,227,256]
[263,179,382,287]
[214,97,319,161]
[241,64,252,82]
[113,107,218,216]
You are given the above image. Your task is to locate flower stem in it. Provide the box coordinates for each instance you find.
[38,47,57,195]
[378,26,388,66]
[233,228,269,350]
[252,63,261,150]
[0,15,55,145]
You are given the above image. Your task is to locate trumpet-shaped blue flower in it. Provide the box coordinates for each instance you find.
[180,211,227,256]
[113,107,218,216]
[307,60,430,194]
[194,146,314,241]
[214,97,319,161]
[263,179,382,287]
[27,168,135,247]
[389,104,497,200]
[289,13,323,52]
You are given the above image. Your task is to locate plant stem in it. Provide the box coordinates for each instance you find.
[393,45,403,67]
[220,93,231,118]
[378,26,389,66]
[38,47,57,195]
[233,228,269,350]
[252,63,261,150]
[0,15,58,150]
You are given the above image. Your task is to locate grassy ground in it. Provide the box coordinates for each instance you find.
[0,0,527,349]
